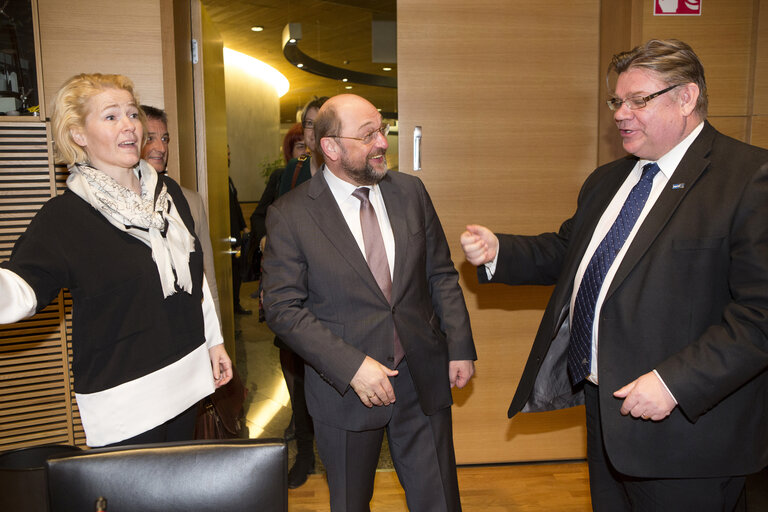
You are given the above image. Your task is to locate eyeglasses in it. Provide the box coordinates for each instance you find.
[329,123,390,145]
[606,84,680,111]
[303,119,314,129]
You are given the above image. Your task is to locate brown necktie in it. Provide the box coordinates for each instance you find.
[352,187,404,367]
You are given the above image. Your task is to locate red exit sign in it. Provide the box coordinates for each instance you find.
[654,0,702,15]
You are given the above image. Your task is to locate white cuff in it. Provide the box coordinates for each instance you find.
[653,369,678,404]
[202,274,224,349]
[0,268,37,323]
[483,250,499,280]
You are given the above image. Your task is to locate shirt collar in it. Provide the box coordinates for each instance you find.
[323,164,380,204]
[638,121,705,179]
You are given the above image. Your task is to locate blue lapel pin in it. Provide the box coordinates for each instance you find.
[671,183,685,190]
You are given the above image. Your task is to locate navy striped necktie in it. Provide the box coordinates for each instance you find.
[568,162,661,384]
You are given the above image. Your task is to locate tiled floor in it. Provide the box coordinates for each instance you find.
[234,280,292,441]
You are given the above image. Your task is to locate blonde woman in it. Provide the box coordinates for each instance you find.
[0,73,232,447]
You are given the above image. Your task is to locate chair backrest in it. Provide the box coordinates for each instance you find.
[46,438,287,512]
[0,444,82,512]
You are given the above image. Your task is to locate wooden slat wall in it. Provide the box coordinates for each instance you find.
[0,121,81,450]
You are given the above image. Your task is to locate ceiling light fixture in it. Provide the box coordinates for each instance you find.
[223,47,289,98]
[251,26,264,32]
[382,67,392,72]
[282,23,396,89]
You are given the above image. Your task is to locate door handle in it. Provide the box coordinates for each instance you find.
[413,126,422,171]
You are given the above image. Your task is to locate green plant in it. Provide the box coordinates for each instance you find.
[261,156,284,183]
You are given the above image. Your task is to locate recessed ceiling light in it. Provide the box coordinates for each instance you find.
[342,78,348,82]
[345,85,353,89]
[382,67,392,71]
[289,38,297,44]
[297,63,304,68]
[251,26,264,32]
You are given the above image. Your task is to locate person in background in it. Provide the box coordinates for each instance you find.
[262,94,476,510]
[0,73,232,447]
[250,121,305,251]
[141,104,221,320]
[277,96,328,196]
[284,121,307,162]
[461,39,768,510]
[228,145,250,315]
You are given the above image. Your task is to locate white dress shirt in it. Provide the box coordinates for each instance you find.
[323,166,396,278]
[572,122,704,383]
[485,122,704,391]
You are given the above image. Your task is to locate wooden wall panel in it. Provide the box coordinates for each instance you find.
[399,0,599,464]
[36,0,164,113]
[752,116,768,149]
[637,0,756,117]
[755,0,768,117]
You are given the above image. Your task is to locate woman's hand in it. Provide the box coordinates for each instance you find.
[209,344,233,387]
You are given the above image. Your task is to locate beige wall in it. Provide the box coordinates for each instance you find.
[399,0,600,464]
[600,0,766,162]
[224,54,281,203]
[37,0,164,117]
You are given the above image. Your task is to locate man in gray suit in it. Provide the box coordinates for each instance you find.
[262,94,476,511]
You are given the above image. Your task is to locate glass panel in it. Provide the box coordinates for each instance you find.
[0,1,39,116]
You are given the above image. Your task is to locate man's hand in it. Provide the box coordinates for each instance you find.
[209,344,233,388]
[460,225,499,266]
[613,371,676,421]
[449,360,475,388]
[350,356,399,408]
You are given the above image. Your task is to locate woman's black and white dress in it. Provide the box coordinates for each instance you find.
[0,166,222,446]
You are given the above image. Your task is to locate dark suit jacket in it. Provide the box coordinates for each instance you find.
[488,122,768,478]
[262,169,476,431]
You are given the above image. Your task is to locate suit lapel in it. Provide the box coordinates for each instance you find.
[378,174,408,302]
[606,123,715,299]
[305,171,390,302]
[551,158,636,311]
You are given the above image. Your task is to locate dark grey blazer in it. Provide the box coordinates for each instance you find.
[262,169,476,431]
[488,122,768,478]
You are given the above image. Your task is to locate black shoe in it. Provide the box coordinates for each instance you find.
[287,456,315,489]
[283,418,295,441]
[234,304,252,315]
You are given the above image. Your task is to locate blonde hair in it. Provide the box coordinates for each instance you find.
[50,73,147,165]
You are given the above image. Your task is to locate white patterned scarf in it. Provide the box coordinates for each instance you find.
[66,160,195,297]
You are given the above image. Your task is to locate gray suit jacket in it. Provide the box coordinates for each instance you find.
[181,186,221,323]
[262,170,476,431]
[490,122,768,478]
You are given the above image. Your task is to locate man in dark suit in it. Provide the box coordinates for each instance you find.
[262,94,476,511]
[461,39,768,510]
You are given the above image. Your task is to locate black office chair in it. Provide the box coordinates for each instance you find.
[46,438,287,512]
[0,443,82,512]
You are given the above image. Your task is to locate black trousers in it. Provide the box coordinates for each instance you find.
[584,382,746,511]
